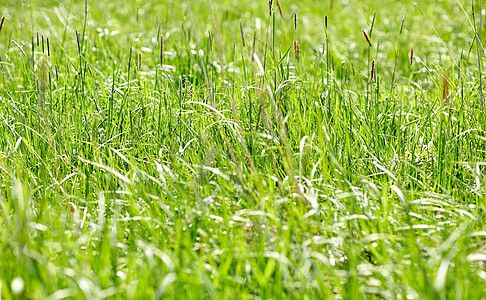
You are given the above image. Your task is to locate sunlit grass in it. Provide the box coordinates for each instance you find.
[0,0,485,298]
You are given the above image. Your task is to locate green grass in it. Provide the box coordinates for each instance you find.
[0,0,485,298]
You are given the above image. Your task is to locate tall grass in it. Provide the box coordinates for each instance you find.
[0,0,485,298]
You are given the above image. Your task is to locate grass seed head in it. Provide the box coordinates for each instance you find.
[370,59,375,80]
[362,29,372,47]
[0,16,5,35]
[294,12,297,31]
[275,0,282,16]
[399,13,406,35]
[269,0,273,16]
[294,39,300,61]
[410,47,413,65]
[240,21,245,47]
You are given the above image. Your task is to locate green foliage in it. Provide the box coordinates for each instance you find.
[0,0,485,298]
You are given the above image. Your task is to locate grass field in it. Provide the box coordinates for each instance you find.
[0,0,485,298]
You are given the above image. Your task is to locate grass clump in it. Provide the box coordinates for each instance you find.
[0,0,485,298]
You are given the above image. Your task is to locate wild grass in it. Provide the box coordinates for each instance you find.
[0,0,485,298]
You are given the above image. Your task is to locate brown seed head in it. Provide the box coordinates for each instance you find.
[294,12,297,31]
[294,39,300,61]
[275,0,283,16]
[362,29,372,47]
[370,59,375,80]
[0,16,5,35]
[410,47,414,65]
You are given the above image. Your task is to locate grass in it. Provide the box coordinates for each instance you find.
[0,0,485,298]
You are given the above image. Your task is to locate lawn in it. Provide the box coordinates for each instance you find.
[0,0,485,298]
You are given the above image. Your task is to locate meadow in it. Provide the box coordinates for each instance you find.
[0,0,485,298]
